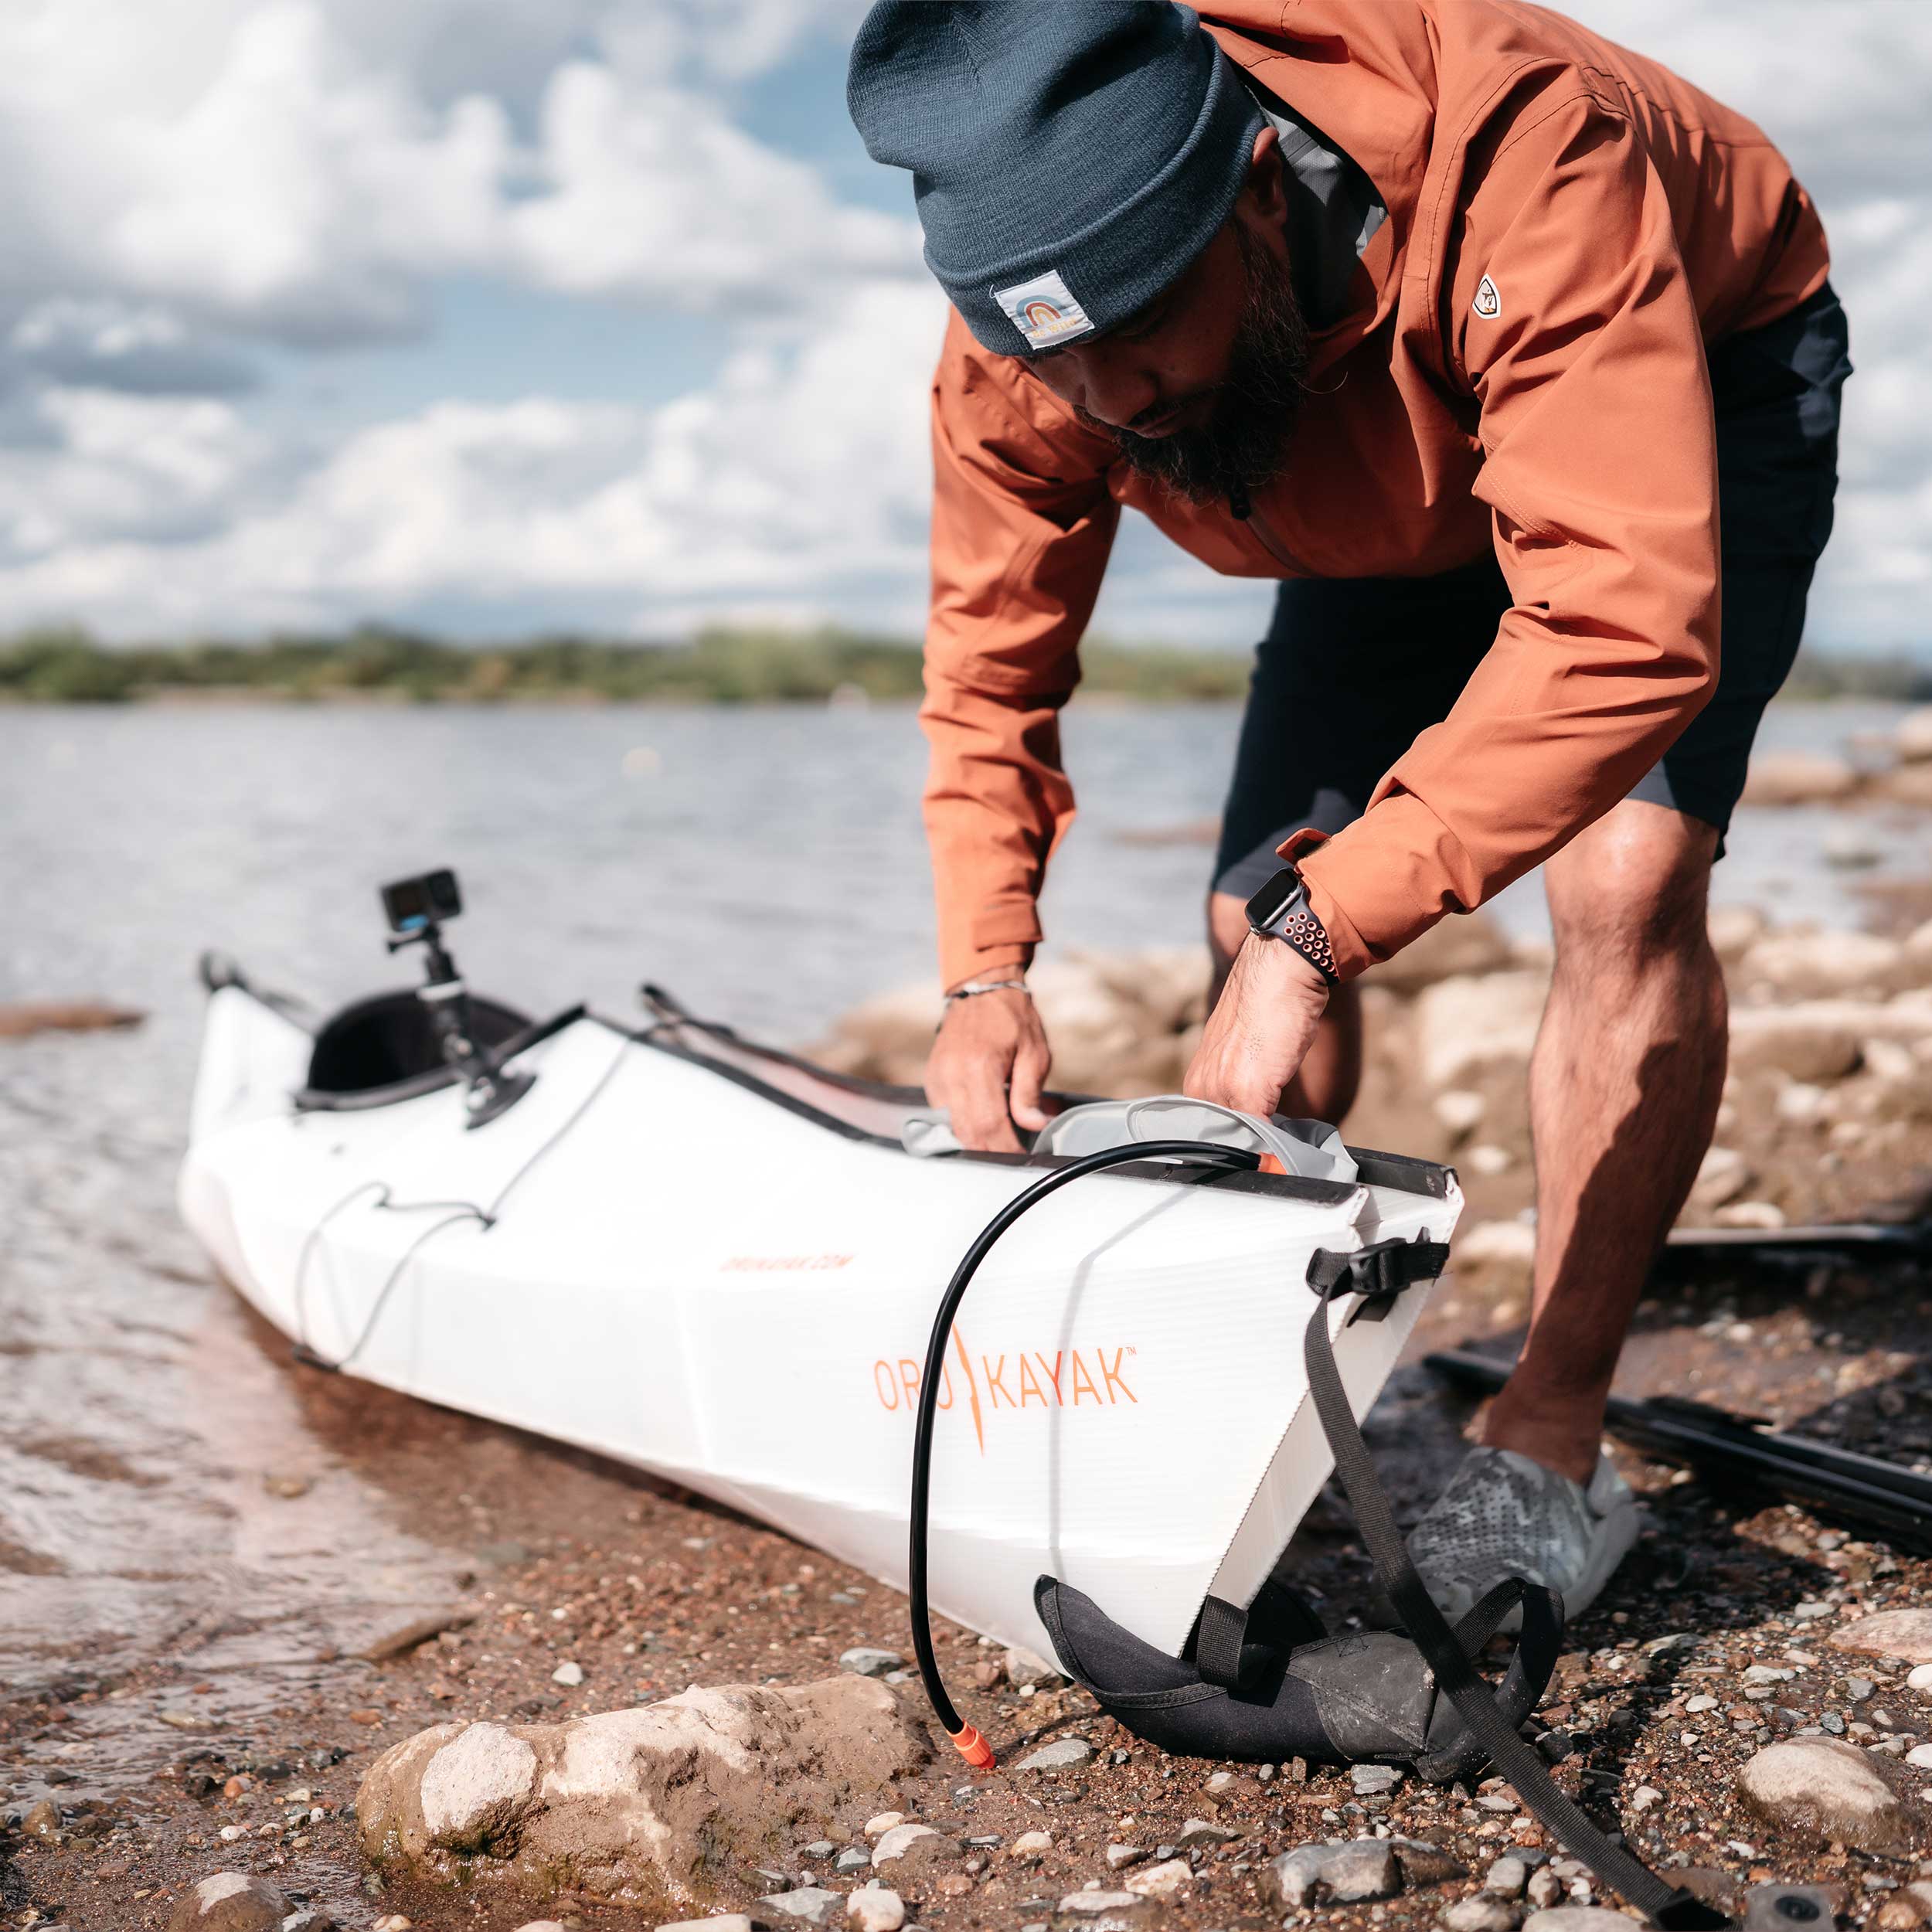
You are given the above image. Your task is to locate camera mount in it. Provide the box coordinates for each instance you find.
[378,868,534,1128]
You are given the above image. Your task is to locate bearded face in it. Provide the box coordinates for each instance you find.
[1077,220,1312,505]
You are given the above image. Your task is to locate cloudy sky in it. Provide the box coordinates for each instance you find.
[2,0,1927,651]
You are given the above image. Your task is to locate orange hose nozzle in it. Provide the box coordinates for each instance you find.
[949,1723,995,1769]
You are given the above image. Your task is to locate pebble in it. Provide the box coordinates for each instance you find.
[1736,1737,1928,1855]
[840,1648,906,1679]
[1526,1868,1566,1910]
[1124,1859,1192,1904]
[660,1920,753,1932]
[372,1920,413,1932]
[1910,1665,1932,1692]
[1486,1855,1530,1897]
[1522,1913,1631,1932]
[1440,1898,1521,1932]
[1685,1695,1719,1713]
[1263,1839,1401,1910]
[864,1812,905,1837]
[1015,1737,1095,1772]
[1743,1665,1795,1685]
[847,1885,906,1932]
[801,1841,837,1859]
[1104,1845,1148,1872]
[1012,1832,1054,1858]
[1354,1763,1404,1796]
[1907,1746,1932,1769]
[551,1660,584,1686]
[760,1890,845,1927]
[1628,1786,1663,1816]
[836,1849,872,1874]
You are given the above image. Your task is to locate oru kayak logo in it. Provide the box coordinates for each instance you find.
[871,1328,1138,1454]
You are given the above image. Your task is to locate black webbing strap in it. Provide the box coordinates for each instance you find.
[1194,1594,1251,1689]
[1302,1246,1728,1931]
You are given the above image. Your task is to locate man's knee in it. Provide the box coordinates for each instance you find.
[1546,802,1719,974]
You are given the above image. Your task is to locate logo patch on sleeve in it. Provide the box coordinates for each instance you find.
[994,268,1095,350]
[1472,274,1502,320]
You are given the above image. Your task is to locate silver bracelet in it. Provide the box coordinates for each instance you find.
[944,978,1029,1002]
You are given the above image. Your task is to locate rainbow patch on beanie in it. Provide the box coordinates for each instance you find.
[994,268,1095,351]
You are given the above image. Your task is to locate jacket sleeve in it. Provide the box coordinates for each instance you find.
[1296,92,1720,978]
[922,310,1121,990]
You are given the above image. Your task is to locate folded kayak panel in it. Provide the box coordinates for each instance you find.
[179,980,1462,1661]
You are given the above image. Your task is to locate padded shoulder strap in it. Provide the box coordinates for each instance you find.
[1301,1245,1728,1932]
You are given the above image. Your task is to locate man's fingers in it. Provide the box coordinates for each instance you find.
[1007,1036,1052,1132]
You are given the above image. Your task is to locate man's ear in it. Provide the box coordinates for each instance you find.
[1242,123,1288,227]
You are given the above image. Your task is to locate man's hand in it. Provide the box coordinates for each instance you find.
[927,987,1053,1152]
[1184,934,1331,1119]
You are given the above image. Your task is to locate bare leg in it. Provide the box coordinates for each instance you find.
[1481,800,1728,1483]
[1207,890,1363,1123]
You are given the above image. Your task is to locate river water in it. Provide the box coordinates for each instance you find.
[0,696,1924,1788]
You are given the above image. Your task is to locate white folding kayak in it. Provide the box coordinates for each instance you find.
[179,962,1462,1665]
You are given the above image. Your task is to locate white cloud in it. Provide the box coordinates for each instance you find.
[0,280,945,637]
[0,0,911,350]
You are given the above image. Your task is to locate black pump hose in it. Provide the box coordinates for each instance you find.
[908,1138,1263,1767]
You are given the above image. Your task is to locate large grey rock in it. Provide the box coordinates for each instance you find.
[166,1874,290,1932]
[1743,1887,1848,1932]
[838,1649,905,1679]
[1896,707,1932,764]
[1124,1859,1192,1903]
[1738,930,1910,998]
[1056,1891,1157,1923]
[357,1676,930,1902]
[1832,1609,1932,1665]
[1736,1737,1927,1855]
[1260,1840,1402,1910]
[1016,1736,1094,1772]
[870,1823,961,1872]
[1391,1839,1467,1887]
[847,1886,906,1932]
[1439,1898,1521,1932]
[1414,972,1549,1087]
[761,1889,844,1927]
[1741,751,1859,806]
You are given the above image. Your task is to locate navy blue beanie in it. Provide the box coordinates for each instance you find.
[848,2,1264,359]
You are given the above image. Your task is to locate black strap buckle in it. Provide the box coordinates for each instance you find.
[1307,1236,1449,1319]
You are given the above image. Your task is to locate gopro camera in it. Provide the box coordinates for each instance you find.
[380,867,462,936]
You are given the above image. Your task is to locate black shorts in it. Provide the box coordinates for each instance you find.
[1213,281,1852,898]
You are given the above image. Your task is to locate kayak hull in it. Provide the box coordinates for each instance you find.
[179,979,1462,1660]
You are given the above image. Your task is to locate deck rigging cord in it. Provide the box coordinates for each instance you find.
[908,1144,1726,1930]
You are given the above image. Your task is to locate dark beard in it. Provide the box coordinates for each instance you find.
[1083,224,1310,505]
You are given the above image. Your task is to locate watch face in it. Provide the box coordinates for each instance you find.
[1245,866,1303,933]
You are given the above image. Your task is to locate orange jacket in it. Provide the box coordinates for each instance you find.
[920,0,1828,989]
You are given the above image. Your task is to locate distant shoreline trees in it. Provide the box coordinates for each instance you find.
[0,621,1923,706]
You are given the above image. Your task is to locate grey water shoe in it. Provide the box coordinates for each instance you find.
[1407,1446,1640,1627]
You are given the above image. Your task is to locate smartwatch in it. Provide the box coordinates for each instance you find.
[1244,852,1339,987]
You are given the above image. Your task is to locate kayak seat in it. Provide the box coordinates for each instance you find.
[298,988,532,1107]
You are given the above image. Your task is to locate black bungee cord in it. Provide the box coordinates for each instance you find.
[908,1138,1262,1768]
